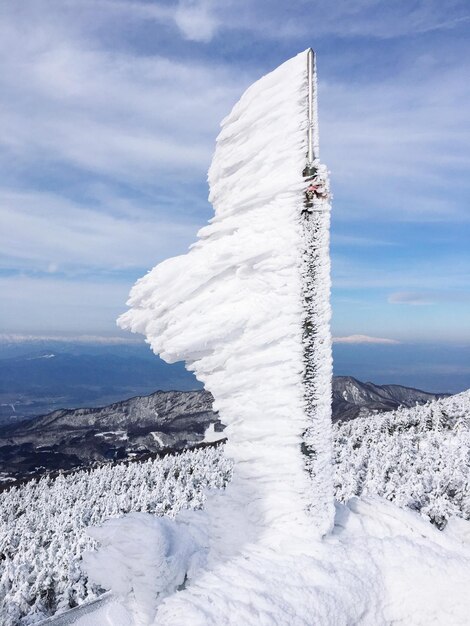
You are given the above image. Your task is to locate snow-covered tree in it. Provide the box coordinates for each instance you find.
[0,447,231,624]
[333,390,470,528]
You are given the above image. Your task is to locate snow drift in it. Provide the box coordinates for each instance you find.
[84,514,204,626]
[82,497,470,626]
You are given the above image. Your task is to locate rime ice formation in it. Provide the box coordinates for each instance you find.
[109,50,470,626]
[84,514,204,624]
[118,49,334,536]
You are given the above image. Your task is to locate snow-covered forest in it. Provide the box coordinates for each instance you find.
[0,447,231,625]
[1,391,470,624]
[334,390,470,528]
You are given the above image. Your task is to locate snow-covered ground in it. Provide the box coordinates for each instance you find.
[80,495,470,626]
[77,396,470,626]
[2,392,470,624]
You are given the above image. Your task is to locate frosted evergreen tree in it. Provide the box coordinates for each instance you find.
[0,447,231,624]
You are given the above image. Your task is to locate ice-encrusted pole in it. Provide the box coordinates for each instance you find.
[301,49,334,534]
[118,50,334,543]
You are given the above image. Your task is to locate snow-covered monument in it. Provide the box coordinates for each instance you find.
[119,48,334,537]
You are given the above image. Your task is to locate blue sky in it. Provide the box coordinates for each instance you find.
[1,0,469,344]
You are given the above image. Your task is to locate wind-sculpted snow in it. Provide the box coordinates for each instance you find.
[110,50,470,625]
[118,49,333,537]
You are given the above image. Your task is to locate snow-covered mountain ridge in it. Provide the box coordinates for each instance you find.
[332,375,444,420]
[0,390,218,482]
[0,378,443,481]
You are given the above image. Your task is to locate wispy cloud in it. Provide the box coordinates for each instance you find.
[0,189,199,274]
[175,0,218,42]
[333,253,469,291]
[0,26,243,184]
[321,61,470,222]
[199,0,470,42]
[0,275,131,334]
[388,291,470,305]
[333,334,400,345]
[332,234,398,247]
[0,0,468,337]
[0,333,142,344]
[389,292,435,306]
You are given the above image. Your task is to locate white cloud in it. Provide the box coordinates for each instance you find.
[0,189,199,273]
[333,334,400,344]
[389,292,435,306]
[198,0,470,42]
[0,0,467,337]
[320,61,470,222]
[0,275,131,335]
[332,234,398,247]
[332,254,469,291]
[0,7,251,277]
[175,0,218,42]
[0,11,245,184]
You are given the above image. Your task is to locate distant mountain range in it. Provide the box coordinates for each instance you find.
[0,377,445,483]
[1,339,467,426]
[0,346,201,425]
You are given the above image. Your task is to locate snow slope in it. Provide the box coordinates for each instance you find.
[118,49,333,537]
[82,496,470,626]
[3,391,470,624]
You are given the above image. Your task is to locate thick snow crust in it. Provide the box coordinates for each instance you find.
[118,50,333,537]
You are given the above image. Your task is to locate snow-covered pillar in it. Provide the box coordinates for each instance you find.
[301,50,334,531]
[118,49,334,539]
